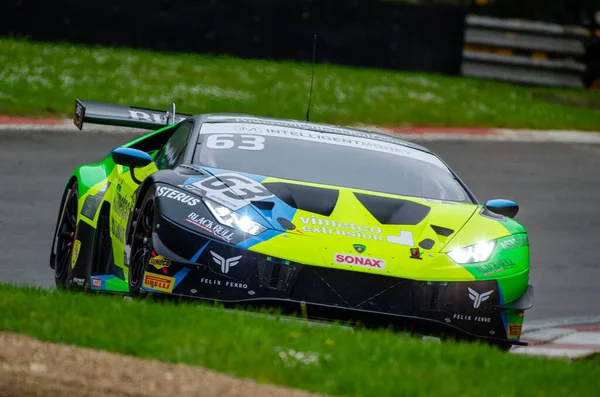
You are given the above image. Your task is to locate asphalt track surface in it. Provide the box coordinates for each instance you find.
[1,128,599,321]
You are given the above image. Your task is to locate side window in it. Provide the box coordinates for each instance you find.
[155,122,193,170]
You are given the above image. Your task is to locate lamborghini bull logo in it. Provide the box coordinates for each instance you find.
[468,287,494,309]
[210,251,242,274]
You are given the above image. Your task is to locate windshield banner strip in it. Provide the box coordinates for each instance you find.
[200,123,448,170]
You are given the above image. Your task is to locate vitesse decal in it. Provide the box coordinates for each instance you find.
[156,186,200,206]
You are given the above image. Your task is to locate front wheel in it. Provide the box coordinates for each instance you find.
[127,187,155,297]
[52,182,79,288]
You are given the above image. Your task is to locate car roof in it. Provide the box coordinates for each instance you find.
[190,113,432,154]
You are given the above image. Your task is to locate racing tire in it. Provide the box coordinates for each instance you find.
[488,341,513,352]
[52,182,79,288]
[127,186,156,297]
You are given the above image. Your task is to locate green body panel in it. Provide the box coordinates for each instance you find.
[105,276,130,293]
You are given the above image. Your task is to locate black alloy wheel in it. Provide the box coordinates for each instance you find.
[53,183,79,287]
[128,189,155,296]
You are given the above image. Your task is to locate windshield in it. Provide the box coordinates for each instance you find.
[194,122,472,203]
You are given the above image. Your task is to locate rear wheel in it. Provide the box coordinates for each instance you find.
[128,187,155,297]
[52,182,79,288]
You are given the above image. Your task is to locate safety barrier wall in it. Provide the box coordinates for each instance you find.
[2,0,466,76]
[462,15,593,89]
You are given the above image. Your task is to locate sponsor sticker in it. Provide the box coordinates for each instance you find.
[72,277,85,286]
[452,314,492,323]
[71,240,81,269]
[199,278,248,289]
[476,258,515,277]
[468,287,494,309]
[299,216,383,241]
[156,186,200,206]
[353,244,366,253]
[91,278,103,289]
[508,323,523,339]
[334,253,385,269]
[499,234,529,250]
[186,213,235,243]
[409,247,422,260]
[149,255,171,270]
[143,273,175,293]
[128,110,187,124]
[200,122,449,170]
[210,251,242,274]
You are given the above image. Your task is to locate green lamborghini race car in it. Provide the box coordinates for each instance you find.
[50,99,533,350]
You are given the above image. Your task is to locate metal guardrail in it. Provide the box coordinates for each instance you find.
[462,15,590,88]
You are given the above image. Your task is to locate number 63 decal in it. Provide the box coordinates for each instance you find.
[184,173,274,210]
[205,134,265,151]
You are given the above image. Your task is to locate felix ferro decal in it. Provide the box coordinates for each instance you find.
[452,314,491,323]
[210,251,242,274]
[300,216,383,241]
[156,186,200,206]
[200,278,248,289]
[468,287,494,309]
[334,253,385,270]
[186,213,234,242]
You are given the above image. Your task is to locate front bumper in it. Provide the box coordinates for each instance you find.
[144,216,532,345]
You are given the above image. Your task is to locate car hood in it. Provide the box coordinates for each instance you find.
[177,167,524,280]
[192,166,480,246]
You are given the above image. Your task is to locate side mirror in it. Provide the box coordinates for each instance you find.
[485,199,519,218]
[111,147,152,184]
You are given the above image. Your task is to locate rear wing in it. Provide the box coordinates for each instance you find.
[73,99,192,130]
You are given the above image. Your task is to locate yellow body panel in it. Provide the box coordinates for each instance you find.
[246,178,513,281]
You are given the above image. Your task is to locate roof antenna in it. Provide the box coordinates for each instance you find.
[305,34,317,122]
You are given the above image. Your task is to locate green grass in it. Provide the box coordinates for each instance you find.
[1,284,598,397]
[2,38,600,130]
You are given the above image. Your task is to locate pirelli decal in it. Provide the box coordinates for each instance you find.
[143,273,175,293]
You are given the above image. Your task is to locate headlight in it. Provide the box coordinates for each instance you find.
[204,200,266,236]
[447,240,496,264]
[81,182,110,220]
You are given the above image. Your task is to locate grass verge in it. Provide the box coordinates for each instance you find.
[2,38,600,130]
[1,284,598,397]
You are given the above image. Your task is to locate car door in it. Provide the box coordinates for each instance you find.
[110,121,195,277]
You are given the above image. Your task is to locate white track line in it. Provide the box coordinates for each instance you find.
[523,316,600,333]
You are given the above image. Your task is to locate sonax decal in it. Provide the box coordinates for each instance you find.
[334,253,385,269]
